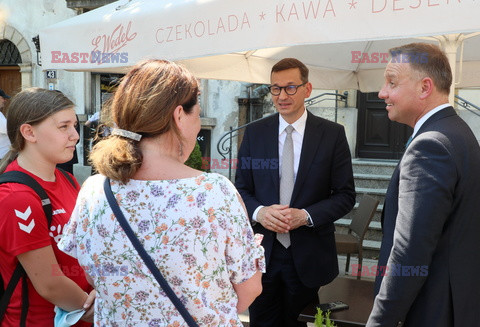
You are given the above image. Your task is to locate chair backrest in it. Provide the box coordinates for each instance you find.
[350,194,380,239]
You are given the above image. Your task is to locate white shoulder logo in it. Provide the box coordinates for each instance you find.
[53,208,66,215]
[49,224,65,243]
[15,206,35,234]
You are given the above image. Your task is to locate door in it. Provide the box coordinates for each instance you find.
[356,91,412,159]
[0,39,22,102]
[0,66,21,98]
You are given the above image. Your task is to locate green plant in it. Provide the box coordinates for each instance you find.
[314,307,337,327]
[185,142,204,170]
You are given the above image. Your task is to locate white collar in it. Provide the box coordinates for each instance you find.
[412,103,450,138]
[278,108,308,136]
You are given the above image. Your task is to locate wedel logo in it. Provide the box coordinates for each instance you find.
[50,21,136,64]
[91,21,137,54]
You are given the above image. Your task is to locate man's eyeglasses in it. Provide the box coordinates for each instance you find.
[269,82,307,96]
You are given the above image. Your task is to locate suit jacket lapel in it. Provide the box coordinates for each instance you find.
[291,111,324,204]
[381,107,455,229]
[265,114,280,194]
[382,165,399,229]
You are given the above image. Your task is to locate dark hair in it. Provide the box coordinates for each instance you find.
[90,59,199,183]
[271,58,309,83]
[389,43,452,95]
[0,88,75,173]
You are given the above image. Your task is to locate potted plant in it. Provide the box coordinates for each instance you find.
[314,307,337,327]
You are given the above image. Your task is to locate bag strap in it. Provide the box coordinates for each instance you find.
[0,170,53,326]
[0,264,26,326]
[57,168,78,190]
[103,177,199,327]
[20,277,29,327]
[0,171,53,225]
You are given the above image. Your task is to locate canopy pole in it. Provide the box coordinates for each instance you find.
[425,33,480,105]
[441,35,462,105]
[419,35,458,104]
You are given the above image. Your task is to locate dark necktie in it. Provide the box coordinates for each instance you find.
[405,135,413,149]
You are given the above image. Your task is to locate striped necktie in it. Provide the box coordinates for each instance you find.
[278,125,294,248]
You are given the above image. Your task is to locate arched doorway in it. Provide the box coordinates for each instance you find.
[0,39,22,103]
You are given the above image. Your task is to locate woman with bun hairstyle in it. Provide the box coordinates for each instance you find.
[59,60,264,326]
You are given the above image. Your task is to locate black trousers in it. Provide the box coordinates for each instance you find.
[249,239,318,327]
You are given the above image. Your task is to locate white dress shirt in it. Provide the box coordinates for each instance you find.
[411,103,450,139]
[252,109,313,226]
[0,112,11,159]
[278,108,307,179]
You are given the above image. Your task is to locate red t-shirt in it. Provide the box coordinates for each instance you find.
[0,160,92,327]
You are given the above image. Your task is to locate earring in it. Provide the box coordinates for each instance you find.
[179,142,184,158]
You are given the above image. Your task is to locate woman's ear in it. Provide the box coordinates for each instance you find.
[173,105,184,129]
[19,123,37,143]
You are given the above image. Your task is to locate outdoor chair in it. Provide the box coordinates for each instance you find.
[335,194,379,280]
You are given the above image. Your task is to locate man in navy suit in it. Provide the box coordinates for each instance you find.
[367,43,480,326]
[235,58,355,326]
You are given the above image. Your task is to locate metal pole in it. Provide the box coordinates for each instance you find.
[335,90,338,123]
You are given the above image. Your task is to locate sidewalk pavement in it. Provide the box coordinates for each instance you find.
[239,255,378,326]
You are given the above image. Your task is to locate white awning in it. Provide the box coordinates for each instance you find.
[40,0,480,92]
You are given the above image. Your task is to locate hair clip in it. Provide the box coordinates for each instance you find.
[111,128,142,141]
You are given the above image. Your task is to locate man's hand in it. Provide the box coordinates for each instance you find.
[258,206,309,232]
[257,205,290,233]
[280,208,309,230]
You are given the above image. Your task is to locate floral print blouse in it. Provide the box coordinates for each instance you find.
[58,173,265,327]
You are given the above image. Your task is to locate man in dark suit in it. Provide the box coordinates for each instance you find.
[367,43,480,326]
[235,58,355,326]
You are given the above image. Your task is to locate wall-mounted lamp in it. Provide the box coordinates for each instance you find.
[32,35,41,66]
